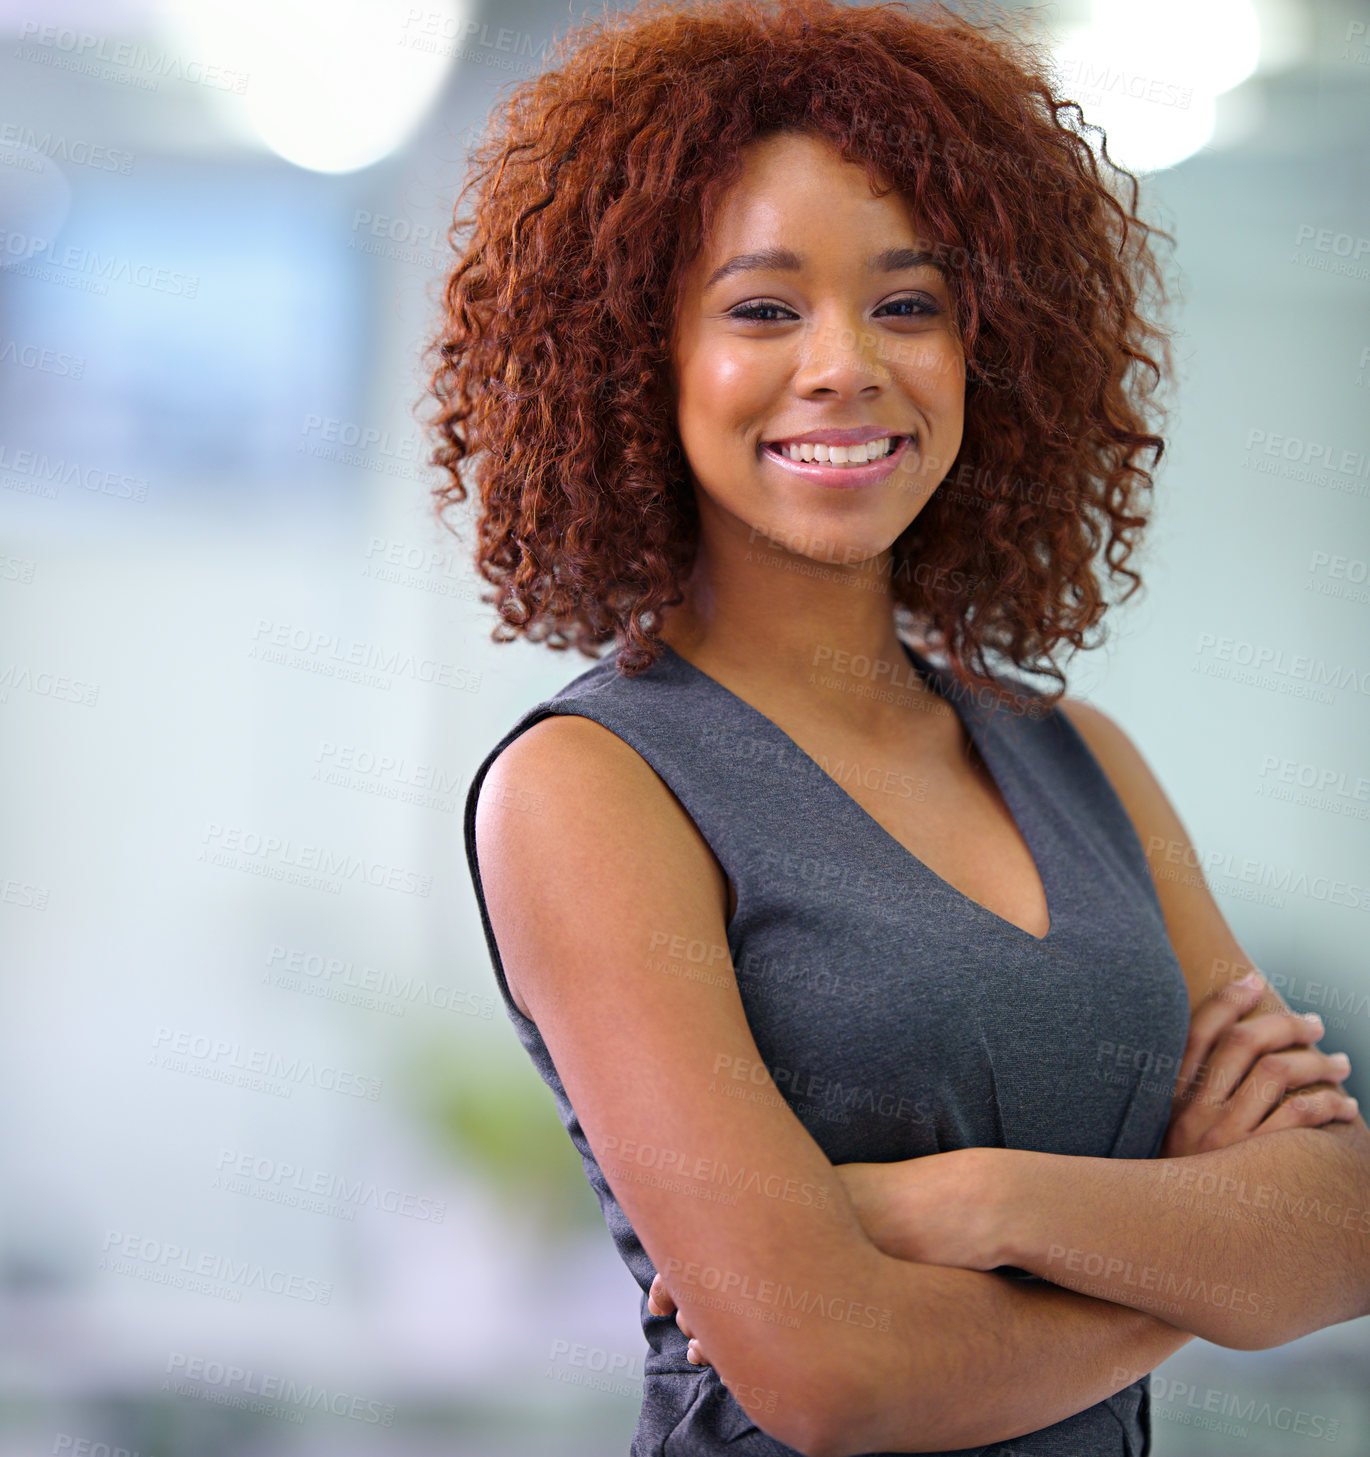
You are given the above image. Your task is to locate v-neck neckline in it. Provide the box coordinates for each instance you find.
[655,638,1057,945]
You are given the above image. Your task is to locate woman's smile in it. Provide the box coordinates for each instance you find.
[759,430,915,489]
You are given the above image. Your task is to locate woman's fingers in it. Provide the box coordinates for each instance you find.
[1198,1046,1352,1146]
[1189,1010,1332,1111]
[1258,1082,1360,1136]
[648,1271,709,1362]
[1171,973,1267,1108]
[1162,966,1361,1159]
[647,1271,675,1317]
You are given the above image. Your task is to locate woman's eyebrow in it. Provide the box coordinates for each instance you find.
[703,245,946,291]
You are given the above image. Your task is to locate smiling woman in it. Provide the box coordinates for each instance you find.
[423,2,1370,1455]
[425,0,1177,694]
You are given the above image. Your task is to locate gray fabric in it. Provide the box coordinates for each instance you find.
[463,638,1192,1455]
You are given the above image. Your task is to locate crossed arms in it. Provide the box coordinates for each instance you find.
[474,701,1370,1457]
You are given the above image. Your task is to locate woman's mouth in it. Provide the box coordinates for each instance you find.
[760,434,914,489]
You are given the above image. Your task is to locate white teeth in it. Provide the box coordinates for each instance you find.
[772,436,899,465]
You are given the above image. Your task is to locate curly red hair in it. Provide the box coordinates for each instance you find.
[421,0,1174,702]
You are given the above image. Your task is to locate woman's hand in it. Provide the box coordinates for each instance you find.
[647,1269,711,1368]
[647,1147,1007,1367]
[833,1148,1005,1268]
[1161,969,1358,1158]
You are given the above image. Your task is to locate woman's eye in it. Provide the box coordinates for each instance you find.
[727,295,939,323]
[878,295,940,318]
[727,301,795,322]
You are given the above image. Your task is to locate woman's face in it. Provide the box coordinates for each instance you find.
[670,130,965,572]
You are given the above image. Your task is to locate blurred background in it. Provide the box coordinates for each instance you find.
[0,0,1366,1452]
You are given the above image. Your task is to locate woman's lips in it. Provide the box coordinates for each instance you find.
[760,434,914,489]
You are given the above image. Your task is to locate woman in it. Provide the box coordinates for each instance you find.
[426,1,1370,1452]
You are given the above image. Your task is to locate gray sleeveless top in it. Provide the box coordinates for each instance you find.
[463,638,1192,1457]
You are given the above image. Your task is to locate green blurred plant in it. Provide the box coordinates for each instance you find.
[404,1031,606,1240]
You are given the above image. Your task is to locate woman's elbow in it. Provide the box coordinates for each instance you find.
[715,1349,879,1457]
[786,1362,947,1457]
[725,1365,855,1457]
[1222,1300,1370,1354]
[1201,1302,1301,1353]
[769,1369,878,1457]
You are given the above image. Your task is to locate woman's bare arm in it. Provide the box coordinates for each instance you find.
[475,715,1191,1457]
[828,1126,1370,1354]
[650,1252,1194,1454]
[818,977,1367,1350]
[990,1123,1370,1347]
[1032,698,1370,1344]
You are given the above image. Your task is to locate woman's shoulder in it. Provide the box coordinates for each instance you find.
[1054,696,1141,783]
[474,705,719,879]
[483,709,650,800]
[471,709,733,1016]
